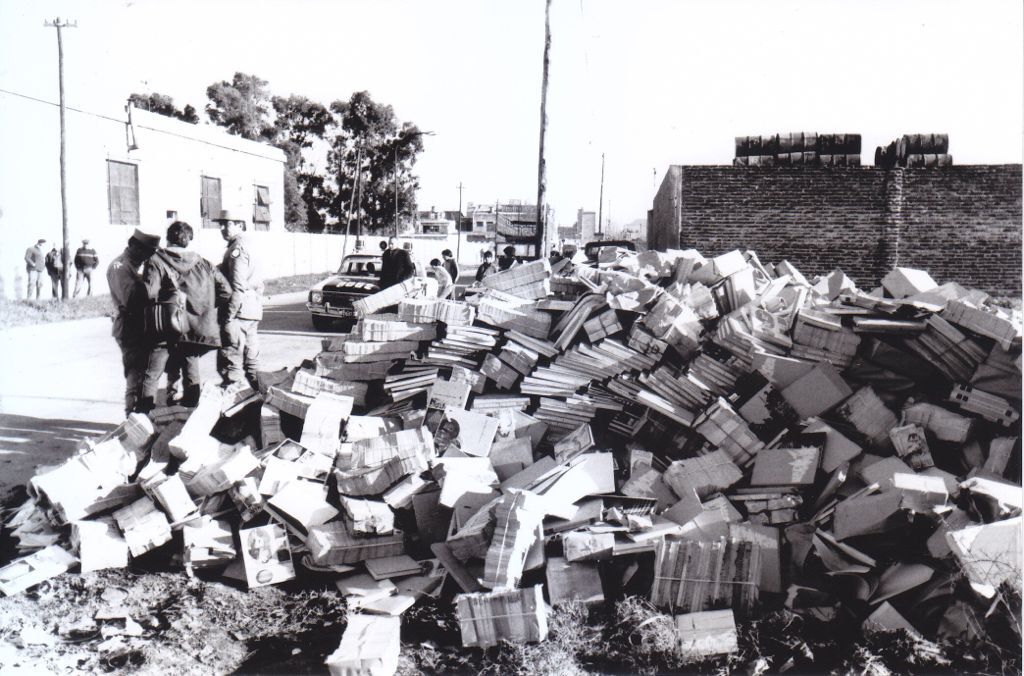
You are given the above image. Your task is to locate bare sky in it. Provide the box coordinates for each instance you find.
[1,0,1021,231]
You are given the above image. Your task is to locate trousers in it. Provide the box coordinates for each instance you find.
[49,272,65,298]
[118,341,149,415]
[217,319,261,387]
[74,268,94,297]
[142,345,201,406]
[26,270,42,299]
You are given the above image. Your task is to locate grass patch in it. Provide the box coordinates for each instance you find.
[0,295,114,330]
[0,272,335,330]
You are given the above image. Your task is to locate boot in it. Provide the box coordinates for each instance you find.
[181,384,202,408]
[133,396,156,414]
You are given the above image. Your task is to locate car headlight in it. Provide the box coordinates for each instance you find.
[310,291,323,304]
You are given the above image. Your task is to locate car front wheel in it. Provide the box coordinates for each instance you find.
[311,314,333,331]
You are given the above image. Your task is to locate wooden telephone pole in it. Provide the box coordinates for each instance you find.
[534,0,551,259]
[456,181,465,264]
[45,17,76,300]
[597,153,605,239]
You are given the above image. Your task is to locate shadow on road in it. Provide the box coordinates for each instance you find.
[0,414,115,497]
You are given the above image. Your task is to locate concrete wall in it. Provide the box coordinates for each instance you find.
[649,164,1022,294]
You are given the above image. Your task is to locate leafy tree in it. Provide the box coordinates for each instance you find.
[327,91,425,234]
[205,72,273,140]
[268,95,334,231]
[129,92,199,124]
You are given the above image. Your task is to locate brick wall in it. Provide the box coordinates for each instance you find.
[651,164,1022,295]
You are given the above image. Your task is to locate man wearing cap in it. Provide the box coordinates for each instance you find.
[107,228,161,415]
[73,238,99,297]
[23,239,46,299]
[214,210,264,389]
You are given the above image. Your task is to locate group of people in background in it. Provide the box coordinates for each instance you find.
[106,209,263,415]
[23,238,100,299]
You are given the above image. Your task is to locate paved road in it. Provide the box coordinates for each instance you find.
[0,291,342,496]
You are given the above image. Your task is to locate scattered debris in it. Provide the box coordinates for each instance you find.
[2,248,1021,675]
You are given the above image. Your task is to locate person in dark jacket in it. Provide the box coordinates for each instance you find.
[44,246,65,298]
[441,249,459,286]
[24,239,46,300]
[379,236,399,288]
[107,229,160,415]
[475,250,497,283]
[137,221,229,410]
[73,239,99,297]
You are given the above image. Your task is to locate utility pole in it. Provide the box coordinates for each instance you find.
[597,153,605,240]
[534,0,551,260]
[355,144,365,245]
[393,145,400,238]
[45,17,76,300]
[341,143,361,258]
[456,182,465,264]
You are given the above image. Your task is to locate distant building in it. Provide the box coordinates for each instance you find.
[576,208,596,241]
[416,207,461,235]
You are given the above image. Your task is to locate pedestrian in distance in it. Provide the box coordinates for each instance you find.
[499,245,518,271]
[137,221,230,411]
[441,249,459,286]
[379,236,399,289]
[393,237,417,284]
[73,238,99,297]
[23,238,46,300]
[475,250,497,283]
[44,245,65,298]
[214,210,264,391]
[106,228,161,415]
[430,258,454,299]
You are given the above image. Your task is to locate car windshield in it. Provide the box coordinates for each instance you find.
[337,257,381,277]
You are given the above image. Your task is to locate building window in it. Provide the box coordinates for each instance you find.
[200,176,222,228]
[107,160,139,225]
[253,185,271,232]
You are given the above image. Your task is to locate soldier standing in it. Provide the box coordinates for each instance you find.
[214,210,264,390]
[106,228,160,415]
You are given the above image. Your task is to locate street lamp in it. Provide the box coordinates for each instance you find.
[394,129,434,237]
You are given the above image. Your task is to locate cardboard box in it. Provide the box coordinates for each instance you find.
[676,609,739,658]
[325,614,401,676]
[456,584,548,648]
[545,556,604,605]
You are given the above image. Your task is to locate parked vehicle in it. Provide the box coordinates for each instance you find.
[306,254,382,330]
[583,239,637,264]
[307,253,440,330]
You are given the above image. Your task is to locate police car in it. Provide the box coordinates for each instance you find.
[307,251,438,330]
[307,254,382,330]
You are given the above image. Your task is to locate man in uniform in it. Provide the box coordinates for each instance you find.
[24,239,46,299]
[73,238,99,297]
[215,210,264,390]
[107,228,161,415]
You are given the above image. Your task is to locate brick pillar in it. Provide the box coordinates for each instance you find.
[879,168,904,278]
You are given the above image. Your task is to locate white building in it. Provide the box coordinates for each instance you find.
[0,93,294,299]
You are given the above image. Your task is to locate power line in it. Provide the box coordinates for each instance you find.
[0,87,284,162]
